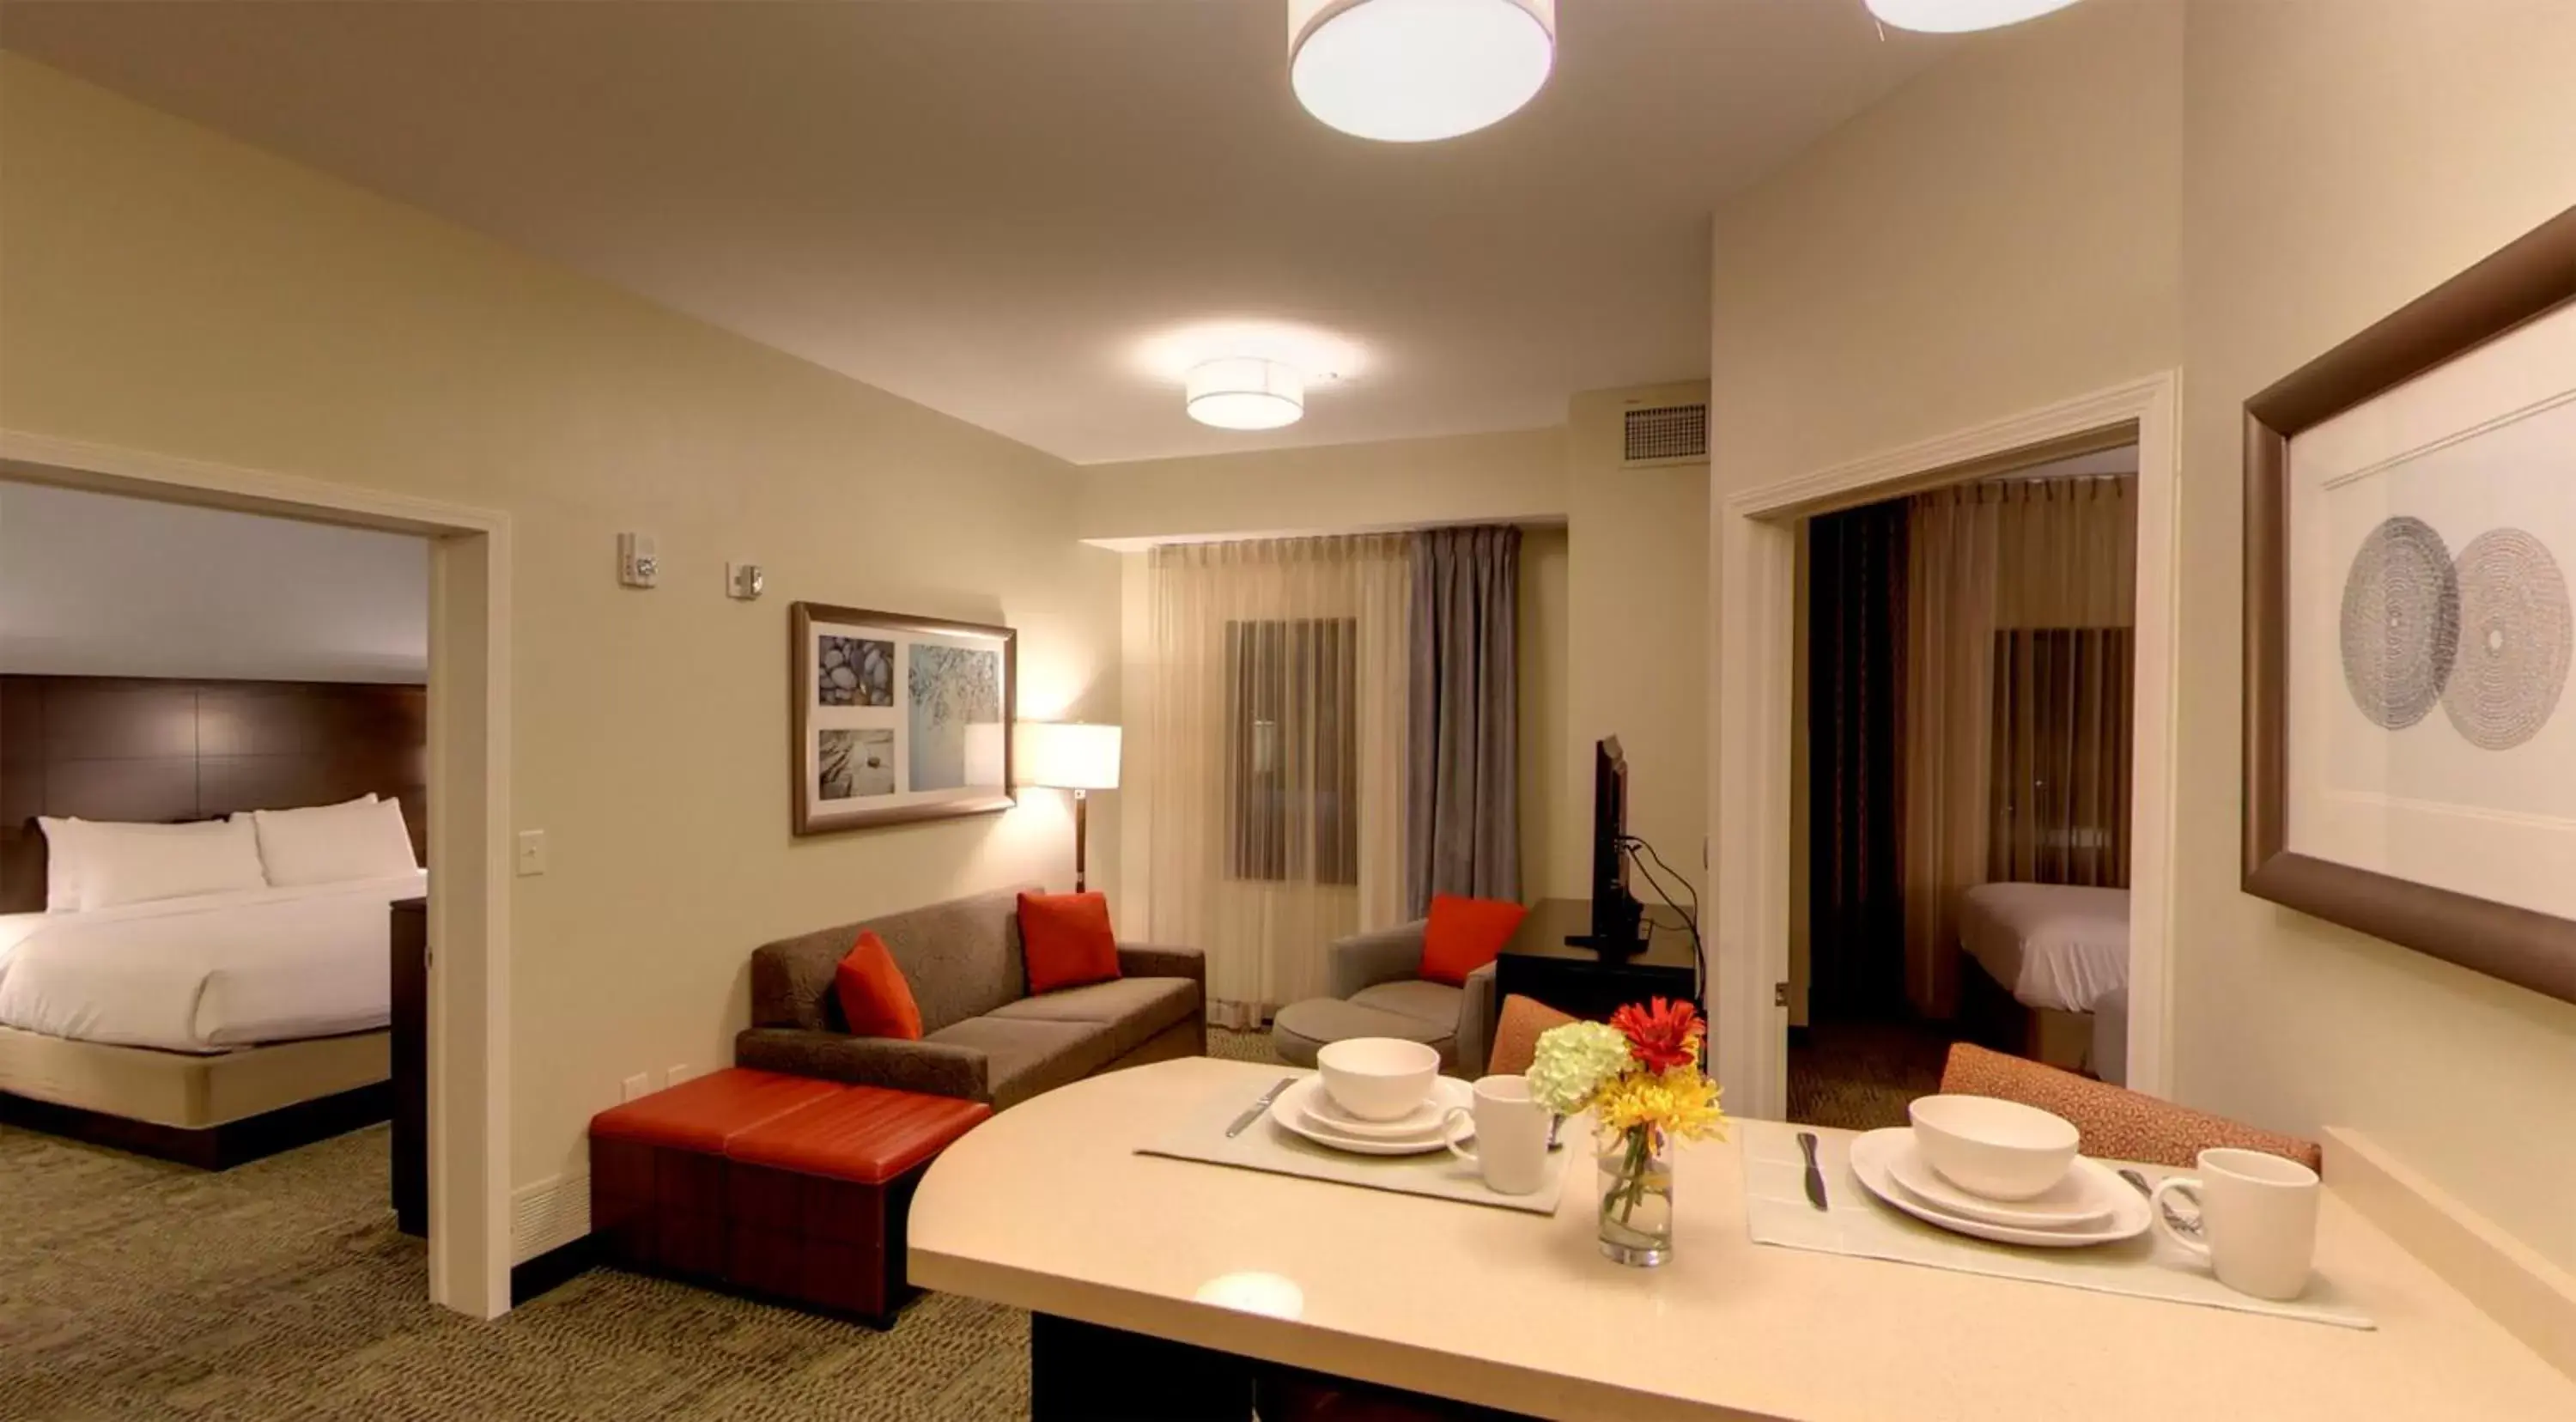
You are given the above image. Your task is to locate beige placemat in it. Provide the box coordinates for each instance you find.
[1138,1074,1571,1216]
[1741,1120,2373,1330]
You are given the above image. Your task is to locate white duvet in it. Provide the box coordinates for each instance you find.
[0,871,426,1054]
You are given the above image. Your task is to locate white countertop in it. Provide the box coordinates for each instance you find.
[908,1057,2576,1421]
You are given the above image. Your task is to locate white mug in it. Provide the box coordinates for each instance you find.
[1443,1073,1551,1196]
[2151,1147,2320,1300]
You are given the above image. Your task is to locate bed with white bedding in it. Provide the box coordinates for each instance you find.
[0,870,424,1053]
[1955,882,2131,1015]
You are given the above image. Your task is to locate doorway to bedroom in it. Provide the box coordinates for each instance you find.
[0,475,434,1249]
[0,434,511,1320]
[1788,443,2142,1131]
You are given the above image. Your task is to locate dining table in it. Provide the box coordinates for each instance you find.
[906,1056,2575,1421]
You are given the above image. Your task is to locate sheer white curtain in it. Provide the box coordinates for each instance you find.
[1901,476,2136,1018]
[1145,537,1412,1027]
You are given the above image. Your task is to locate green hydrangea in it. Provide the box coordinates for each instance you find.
[1525,1021,1634,1116]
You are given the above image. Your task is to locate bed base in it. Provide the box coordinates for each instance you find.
[0,1080,392,1170]
[1957,958,2095,1076]
[0,1024,392,1170]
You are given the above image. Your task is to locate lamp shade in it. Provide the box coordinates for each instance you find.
[1864,0,2083,33]
[1015,721,1122,791]
[1185,357,1304,430]
[1289,0,1556,143]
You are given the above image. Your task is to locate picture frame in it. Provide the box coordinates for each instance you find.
[2243,205,2576,1006]
[790,601,1016,836]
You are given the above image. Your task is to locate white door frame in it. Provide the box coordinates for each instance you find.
[0,428,515,1320]
[1710,373,2182,1120]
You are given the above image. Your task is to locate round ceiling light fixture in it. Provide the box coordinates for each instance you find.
[1185,357,1306,430]
[1289,0,1557,143]
[1863,0,2085,33]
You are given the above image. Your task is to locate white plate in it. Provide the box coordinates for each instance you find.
[1300,1082,1455,1139]
[1849,1128,2148,1248]
[1885,1130,2114,1228]
[1270,1075,1472,1156]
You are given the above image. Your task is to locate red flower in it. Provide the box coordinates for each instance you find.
[1610,997,1704,1073]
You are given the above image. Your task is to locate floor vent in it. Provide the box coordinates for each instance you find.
[1624,402,1709,465]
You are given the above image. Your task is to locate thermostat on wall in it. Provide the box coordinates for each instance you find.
[617,532,659,589]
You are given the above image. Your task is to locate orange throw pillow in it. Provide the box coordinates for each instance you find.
[1019,890,1122,995]
[834,931,923,1041]
[1420,894,1528,986]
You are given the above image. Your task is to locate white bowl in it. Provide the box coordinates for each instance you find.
[1907,1094,2080,1201]
[1315,1037,1441,1122]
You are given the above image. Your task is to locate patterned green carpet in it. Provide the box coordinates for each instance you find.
[1786,1019,1953,1132]
[3,1033,1286,1421]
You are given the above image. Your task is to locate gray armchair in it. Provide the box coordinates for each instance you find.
[1270,920,1497,1073]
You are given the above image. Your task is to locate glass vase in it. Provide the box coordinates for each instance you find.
[1596,1126,1674,1267]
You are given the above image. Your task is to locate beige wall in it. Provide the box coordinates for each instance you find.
[1710,0,2184,477]
[1711,0,2576,1269]
[2172,0,2576,1272]
[0,58,1122,1206]
[1078,427,1567,545]
[1518,526,1577,898]
[1568,384,1710,908]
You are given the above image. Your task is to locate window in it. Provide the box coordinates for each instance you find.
[1989,627,2135,887]
[1224,617,1358,884]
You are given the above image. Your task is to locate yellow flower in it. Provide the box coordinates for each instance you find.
[1592,1064,1729,1151]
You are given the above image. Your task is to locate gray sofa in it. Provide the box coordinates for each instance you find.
[735,885,1206,1110]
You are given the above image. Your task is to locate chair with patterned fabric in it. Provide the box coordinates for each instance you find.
[1938,1042,2323,1173]
[1485,994,1577,1077]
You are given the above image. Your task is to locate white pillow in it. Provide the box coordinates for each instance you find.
[36,816,87,913]
[252,796,418,887]
[78,817,270,912]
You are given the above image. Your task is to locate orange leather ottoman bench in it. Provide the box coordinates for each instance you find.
[589,1068,847,1281]
[721,1085,993,1324]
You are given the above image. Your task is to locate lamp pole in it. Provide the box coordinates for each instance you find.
[1072,787,1090,894]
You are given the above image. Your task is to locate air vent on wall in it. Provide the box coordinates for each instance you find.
[1622,403,1709,466]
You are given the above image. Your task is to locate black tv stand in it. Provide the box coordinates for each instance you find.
[1503,899,1698,1020]
[1565,894,1645,956]
[1562,929,1648,957]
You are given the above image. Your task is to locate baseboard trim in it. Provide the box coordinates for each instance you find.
[2324,1126,2576,1381]
[509,1233,600,1307]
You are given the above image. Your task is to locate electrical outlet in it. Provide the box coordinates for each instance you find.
[665,1064,693,1087]
[726,562,765,601]
[620,1073,651,1103]
[515,830,548,877]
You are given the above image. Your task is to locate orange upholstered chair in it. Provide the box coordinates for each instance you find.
[1938,1042,2323,1173]
[1485,994,1578,1077]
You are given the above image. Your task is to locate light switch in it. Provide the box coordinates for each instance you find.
[515,830,548,877]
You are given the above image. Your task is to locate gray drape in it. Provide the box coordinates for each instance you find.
[1405,526,1521,915]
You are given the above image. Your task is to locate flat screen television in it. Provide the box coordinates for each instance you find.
[1568,737,1645,953]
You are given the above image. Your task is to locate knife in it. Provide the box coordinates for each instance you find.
[1797,1130,1829,1211]
[1225,1077,1298,1138]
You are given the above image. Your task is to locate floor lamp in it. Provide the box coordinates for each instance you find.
[1014,721,1121,893]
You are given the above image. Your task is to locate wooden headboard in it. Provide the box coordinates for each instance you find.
[0,675,428,914]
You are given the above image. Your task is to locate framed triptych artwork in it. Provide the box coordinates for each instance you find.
[2244,205,2576,1005]
[791,602,1015,835]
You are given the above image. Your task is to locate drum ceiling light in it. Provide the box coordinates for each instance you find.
[1864,0,2084,33]
[1289,0,1557,143]
[1186,357,1305,430]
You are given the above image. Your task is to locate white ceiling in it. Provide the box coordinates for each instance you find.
[0,481,428,683]
[0,2,1951,465]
